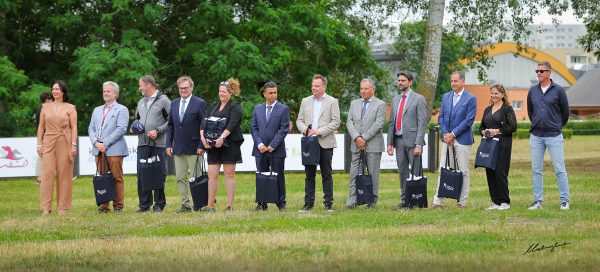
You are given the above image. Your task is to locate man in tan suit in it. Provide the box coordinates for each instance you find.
[296,74,341,212]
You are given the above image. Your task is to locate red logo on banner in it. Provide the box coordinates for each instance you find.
[0,146,28,168]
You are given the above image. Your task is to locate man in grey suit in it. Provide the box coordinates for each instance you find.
[135,75,171,213]
[88,81,129,213]
[346,78,386,209]
[386,71,428,209]
[296,74,341,212]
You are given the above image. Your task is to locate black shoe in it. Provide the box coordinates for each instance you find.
[393,203,409,211]
[255,203,267,211]
[96,208,109,214]
[324,203,333,212]
[176,205,192,214]
[114,208,122,213]
[225,206,234,212]
[136,208,150,213]
[344,205,356,210]
[202,207,216,212]
[298,204,313,213]
[153,206,163,213]
[277,204,286,212]
[366,203,376,209]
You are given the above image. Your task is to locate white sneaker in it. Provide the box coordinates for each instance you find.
[485,204,500,211]
[560,202,570,210]
[497,203,510,210]
[528,201,542,210]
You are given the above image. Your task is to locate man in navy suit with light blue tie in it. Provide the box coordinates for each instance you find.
[432,71,477,209]
[251,82,290,211]
[89,81,129,213]
[166,76,208,213]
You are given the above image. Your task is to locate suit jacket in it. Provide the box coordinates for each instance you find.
[250,101,290,158]
[438,89,477,145]
[387,90,428,148]
[296,94,341,149]
[88,102,129,156]
[347,97,386,153]
[135,92,171,147]
[166,95,208,155]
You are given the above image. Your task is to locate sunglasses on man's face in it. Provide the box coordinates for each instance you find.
[535,70,549,74]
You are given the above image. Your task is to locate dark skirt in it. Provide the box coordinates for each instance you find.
[206,140,243,164]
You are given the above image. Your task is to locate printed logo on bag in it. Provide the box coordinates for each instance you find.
[96,189,106,195]
[443,183,454,191]
[302,152,310,157]
[479,152,489,158]
[412,194,423,199]
[357,189,364,194]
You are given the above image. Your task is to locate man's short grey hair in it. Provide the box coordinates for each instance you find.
[452,71,465,80]
[103,81,120,96]
[537,61,552,70]
[139,75,157,87]
[177,76,194,89]
[360,78,376,90]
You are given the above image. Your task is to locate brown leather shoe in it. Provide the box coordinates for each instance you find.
[457,203,466,209]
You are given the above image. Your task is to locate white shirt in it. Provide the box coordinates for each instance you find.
[145,91,159,109]
[312,94,326,130]
[179,96,190,119]
[541,85,550,94]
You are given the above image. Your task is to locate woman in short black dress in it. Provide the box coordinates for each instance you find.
[200,78,243,212]
[479,83,517,211]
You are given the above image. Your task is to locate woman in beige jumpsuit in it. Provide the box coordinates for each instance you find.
[37,80,78,216]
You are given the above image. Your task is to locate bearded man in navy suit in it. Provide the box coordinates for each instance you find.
[166,76,208,213]
[251,82,290,211]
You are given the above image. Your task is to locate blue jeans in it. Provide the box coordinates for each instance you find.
[530,134,569,203]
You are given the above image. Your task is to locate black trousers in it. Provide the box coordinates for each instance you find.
[137,145,167,210]
[255,155,286,207]
[304,147,334,205]
[486,137,512,205]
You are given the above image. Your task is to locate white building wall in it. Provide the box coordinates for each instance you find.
[465,53,571,89]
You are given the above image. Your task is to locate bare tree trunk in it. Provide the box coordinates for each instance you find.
[416,0,445,120]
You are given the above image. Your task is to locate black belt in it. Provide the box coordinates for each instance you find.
[394,135,403,138]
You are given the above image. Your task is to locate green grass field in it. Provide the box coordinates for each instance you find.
[1,136,599,271]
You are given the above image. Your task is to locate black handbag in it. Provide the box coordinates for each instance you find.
[301,124,320,166]
[475,136,500,170]
[437,145,463,201]
[189,155,209,211]
[138,141,165,191]
[93,153,116,206]
[356,151,375,205]
[203,104,229,148]
[405,155,428,208]
[255,155,279,204]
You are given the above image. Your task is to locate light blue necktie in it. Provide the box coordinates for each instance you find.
[180,99,186,122]
[361,100,369,120]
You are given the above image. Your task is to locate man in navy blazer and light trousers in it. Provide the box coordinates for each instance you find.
[251,82,290,211]
[166,76,208,213]
[433,71,477,208]
[88,81,129,213]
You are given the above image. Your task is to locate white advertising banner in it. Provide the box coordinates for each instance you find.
[380,134,429,170]
[0,137,39,177]
[1,133,430,177]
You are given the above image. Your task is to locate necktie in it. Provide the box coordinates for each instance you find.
[266,105,273,121]
[452,93,459,107]
[360,100,369,120]
[180,99,186,122]
[395,94,407,132]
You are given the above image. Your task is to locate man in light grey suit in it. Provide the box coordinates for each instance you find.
[346,78,386,209]
[296,74,341,212]
[88,81,129,213]
[386,71,428,209]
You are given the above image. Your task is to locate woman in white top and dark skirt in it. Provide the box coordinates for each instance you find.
[200,78,244,212]
[479,83,517,211]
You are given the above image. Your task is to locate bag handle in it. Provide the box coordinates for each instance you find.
[193,154,207,178]
[145,140,157,159]
[409,155,423,181]
[95,152,111,175]
[359,150,369,176]
[445,144,459,171]
[259,154,275,175]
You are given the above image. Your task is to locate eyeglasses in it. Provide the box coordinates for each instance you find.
[535,70,549,74]
[178,87,191,91]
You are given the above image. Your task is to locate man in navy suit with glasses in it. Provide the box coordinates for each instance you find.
[251,82,290,211]
[166,76,208,213]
